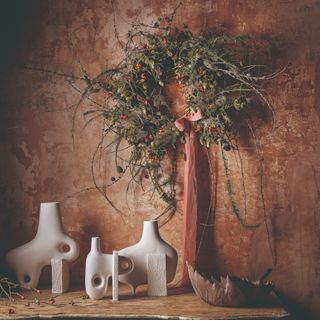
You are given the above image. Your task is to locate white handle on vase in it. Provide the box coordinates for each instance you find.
[58,236,80,261]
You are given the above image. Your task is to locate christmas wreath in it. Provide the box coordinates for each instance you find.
[75,13,279,221]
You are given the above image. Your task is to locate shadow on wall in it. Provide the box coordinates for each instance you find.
[185,1,320,318]
[0,0,42,74]
[0,0,42,274]
[274,289,319,320]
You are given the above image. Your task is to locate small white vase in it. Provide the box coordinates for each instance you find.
[85,237,133,300]
[5,202,79,289]
[119,219,178,293]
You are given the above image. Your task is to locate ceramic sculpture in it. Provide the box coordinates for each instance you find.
[112,251,119,301]
[147,253,167,296]
[51,258,69,294]
[5,202,79,290]
[85,237,133,300]
[119,219,177,294]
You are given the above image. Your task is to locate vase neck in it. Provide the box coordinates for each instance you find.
[36,202,64,236]
[91,237,101,252]
[140,220,160,242]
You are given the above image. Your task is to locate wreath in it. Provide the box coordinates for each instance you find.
[75,13,279,222]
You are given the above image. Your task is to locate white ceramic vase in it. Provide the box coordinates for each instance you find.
[5,202,79,289]
[85,237,133,300]
[119,219,178,293]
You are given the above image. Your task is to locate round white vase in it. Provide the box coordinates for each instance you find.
[118,219,178,293]
[5,202,79,289]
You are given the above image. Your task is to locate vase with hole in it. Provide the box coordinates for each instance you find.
[85,237,133,300]
[119,219,178,294]
[5,202,79,289]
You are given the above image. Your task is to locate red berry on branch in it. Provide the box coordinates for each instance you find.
[145,135,153,143]
[135,63,141,70]
[18,293,25,300]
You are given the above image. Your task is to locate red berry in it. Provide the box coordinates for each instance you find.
[145,135,153,143]
[17,293,25,300]
[120,114,128,120]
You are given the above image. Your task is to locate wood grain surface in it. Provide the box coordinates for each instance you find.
[0,286,290,319]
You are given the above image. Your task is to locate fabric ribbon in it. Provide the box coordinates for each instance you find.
[175,109,213,287]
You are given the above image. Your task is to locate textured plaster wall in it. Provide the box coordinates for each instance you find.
[0,0,320,317]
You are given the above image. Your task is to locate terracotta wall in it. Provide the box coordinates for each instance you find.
[1,0,320,317]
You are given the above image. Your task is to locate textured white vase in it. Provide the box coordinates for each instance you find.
[85,237,133,300]
[5,202,79,289]
[119,219,178,293]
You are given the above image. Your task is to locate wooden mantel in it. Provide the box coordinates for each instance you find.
[0,285,291,319]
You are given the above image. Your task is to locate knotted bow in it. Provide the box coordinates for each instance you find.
[174,109,203,132]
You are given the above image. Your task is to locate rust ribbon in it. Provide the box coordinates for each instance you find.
[175,110,212,286]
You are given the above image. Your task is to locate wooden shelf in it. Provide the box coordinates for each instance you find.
[0,285,291,319]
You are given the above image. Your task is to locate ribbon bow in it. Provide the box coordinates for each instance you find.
[174,109,203,132]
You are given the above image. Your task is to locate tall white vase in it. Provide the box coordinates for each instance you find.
[119,219,178,293]
[5,202,79,289]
